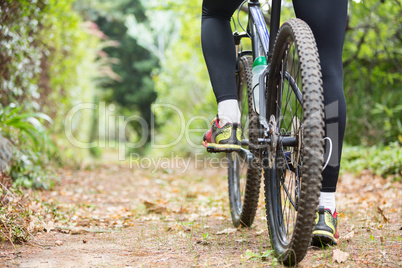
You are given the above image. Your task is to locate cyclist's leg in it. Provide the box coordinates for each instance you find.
[293,0,348,244]
[202,0,244,127]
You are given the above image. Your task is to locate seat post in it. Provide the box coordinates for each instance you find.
[269,0,282,54]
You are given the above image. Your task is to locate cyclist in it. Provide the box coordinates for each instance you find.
[201,0,348,246]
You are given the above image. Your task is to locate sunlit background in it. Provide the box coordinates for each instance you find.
[0,0,400,187]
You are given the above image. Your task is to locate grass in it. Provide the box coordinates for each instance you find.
[341,142,401,179]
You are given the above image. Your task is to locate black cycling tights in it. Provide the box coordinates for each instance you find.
[202,0,348,192]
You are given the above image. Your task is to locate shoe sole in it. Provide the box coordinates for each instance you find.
[312,230,339,246]
[203,141,241,152]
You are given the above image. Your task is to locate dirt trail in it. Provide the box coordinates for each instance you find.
[1,160,401,267]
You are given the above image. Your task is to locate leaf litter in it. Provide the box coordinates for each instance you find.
[0,162,401,267]
[332,249,349,263]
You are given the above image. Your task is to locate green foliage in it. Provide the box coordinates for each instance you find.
[0,0,92,120]
[10,150,57,189]
[0,0,46,107]
[151,0,214,156]
[98,14,158,135]
[150,0,400,159]
[39,0,103,139]
[75,0,159,150]
[341,142,402,179]
[0,0,103,186]
[0,105,53,150]
[343,0,402,145]
[0,105,58,189]
[371,103,402,144]
[0,0,111,245]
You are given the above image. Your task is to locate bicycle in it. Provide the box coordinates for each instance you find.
[204,0,325,265]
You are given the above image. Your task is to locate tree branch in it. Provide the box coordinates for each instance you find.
[343,27,369,67]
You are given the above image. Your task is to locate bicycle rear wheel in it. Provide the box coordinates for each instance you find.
[264,19,324,265]
[227,55,262,227]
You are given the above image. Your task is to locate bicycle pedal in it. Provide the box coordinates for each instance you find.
[203,141,242,153]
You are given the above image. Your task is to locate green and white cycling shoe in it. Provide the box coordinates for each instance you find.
[312,206,340,246]
[202,117,242,150]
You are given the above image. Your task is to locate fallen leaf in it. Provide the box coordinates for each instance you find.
[256,229,265,235]
[216,228,237,235]
[185,192,197,198]
[196,240,209,246]
[343,231,354,241]
[188,213,199,222]
[143,200,168,214]
[377,207,389,223]
[382,182,392,190]
[44,221,54,233]
[28,202,41,213]
[167,223,191,232]
[140,215,160,221]
[332,249,349,263]
[381,250,387,258]
[58,228,70,234]
[176,206,189,214]
[143,201,156,209]
[70,227,87,235]
[148,206,167,214]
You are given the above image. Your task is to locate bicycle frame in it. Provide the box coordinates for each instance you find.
[229,3,326,263]
[233,0,298,154]
[236,0,282,137]
[248,0,281,59]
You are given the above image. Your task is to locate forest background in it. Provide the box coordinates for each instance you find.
[0,0,400,190]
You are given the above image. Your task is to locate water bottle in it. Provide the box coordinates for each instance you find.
[252,56,267,114]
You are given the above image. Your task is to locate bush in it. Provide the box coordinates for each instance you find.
[0,105,58,189]
[341,142,402,180]
[0,0,105,186]
[343,0,401,145]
